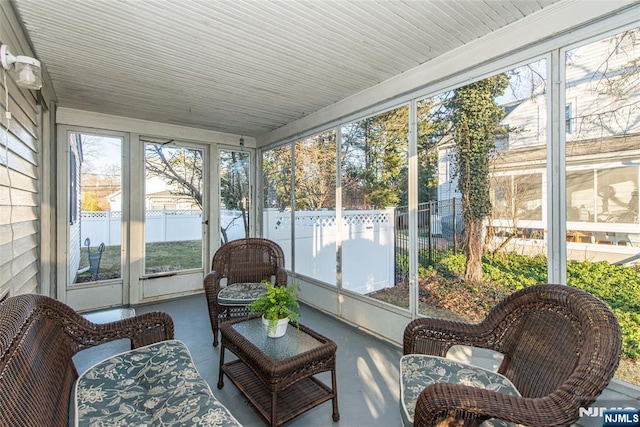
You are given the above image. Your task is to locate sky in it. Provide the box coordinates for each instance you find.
[80,134,122,179]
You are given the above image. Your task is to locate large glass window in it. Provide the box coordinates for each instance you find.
[596,167,638,225]
[491,173,544,223]
[144,143,204,274]
[567,166,639,227]
[70,133,122,284]
[341,106,409,306]
[405,60,549,320]
[258,23,640,390]
[219,150,250,243]
[293,132,337,285]
[262,144,293,269]
[566,169,595,223]
[565,27,640,386]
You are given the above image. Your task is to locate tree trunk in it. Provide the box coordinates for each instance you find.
[241,208,249,238]
[464,218,484,282]
[492,233,516,255]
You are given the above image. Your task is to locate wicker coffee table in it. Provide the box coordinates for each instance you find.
[218,317,339,426]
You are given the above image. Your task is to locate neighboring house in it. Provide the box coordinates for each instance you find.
[107,176,200,211]
[438,30,640,253]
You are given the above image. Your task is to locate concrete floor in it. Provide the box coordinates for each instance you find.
[74,294,403,427]
[74,293,639,427]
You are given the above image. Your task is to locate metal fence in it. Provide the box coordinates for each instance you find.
[395,198,464,278]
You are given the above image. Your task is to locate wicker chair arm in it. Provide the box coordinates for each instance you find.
[403,317,495,356]
[203,270,222,308]
[204,270,222,290]
[414,383,573,427]
[64,311,174,351]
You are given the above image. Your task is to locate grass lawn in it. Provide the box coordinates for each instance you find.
[144,240,203,273]
[76,240,203,282]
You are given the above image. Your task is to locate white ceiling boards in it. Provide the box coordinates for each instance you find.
[9,0,633,139]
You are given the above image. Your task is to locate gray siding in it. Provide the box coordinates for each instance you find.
[0,0,42,297]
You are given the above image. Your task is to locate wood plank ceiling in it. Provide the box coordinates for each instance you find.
[11,0,561,137]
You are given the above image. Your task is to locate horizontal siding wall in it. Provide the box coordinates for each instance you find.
[0,0,41,298]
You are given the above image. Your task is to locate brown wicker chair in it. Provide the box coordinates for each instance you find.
[204,237,287,346]
[0,293,173,427]
[401,284,622,427]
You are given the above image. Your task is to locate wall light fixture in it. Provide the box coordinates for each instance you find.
[1,44,42,90]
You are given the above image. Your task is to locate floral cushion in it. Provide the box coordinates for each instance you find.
[217,282,266,306]
[74,340,241,426]
[399,354,520,427]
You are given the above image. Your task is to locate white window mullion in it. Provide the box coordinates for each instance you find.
[335,126,343,317]
[547,50,567,285]
[408,99,419,317]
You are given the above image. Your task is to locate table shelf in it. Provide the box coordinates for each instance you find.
[221,360,335,426]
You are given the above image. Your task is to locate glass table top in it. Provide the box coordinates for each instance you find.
[232,318,324,360]
[83,307,136,323]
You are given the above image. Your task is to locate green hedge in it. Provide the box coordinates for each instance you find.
[436,252,639,360]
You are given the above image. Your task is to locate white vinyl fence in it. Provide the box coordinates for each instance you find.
[263,208,395,294]
[82,208,396,294]
[81,210,203,246]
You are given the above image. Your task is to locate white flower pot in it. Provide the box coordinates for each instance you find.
[262,315,289,338]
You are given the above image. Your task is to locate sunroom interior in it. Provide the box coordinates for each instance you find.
[1,0,639,425]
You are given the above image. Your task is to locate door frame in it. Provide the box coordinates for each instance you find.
[56,126,130,311]
[134,136,210,304]
[56,128,256,310]
[216,146,255,246]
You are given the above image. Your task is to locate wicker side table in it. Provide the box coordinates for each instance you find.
[218,317,339,426]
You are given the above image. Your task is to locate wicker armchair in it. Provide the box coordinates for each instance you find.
[401,284,622,427]
[204,238,287,346]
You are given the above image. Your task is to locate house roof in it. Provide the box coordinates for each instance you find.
[10,0,566,138]
[492,134,640,170]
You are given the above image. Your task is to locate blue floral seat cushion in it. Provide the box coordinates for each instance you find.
[217,282,266,306]
[73,340,241,426]
[400,354,521,427]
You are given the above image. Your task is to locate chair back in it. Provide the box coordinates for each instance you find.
[212,238,286,284]
[0,294,79,426]
[487,285,621,406]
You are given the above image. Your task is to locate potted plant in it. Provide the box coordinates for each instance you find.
[248,280,300,338]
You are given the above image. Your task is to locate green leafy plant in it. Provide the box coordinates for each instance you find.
[433,252,639,360]
[248,281,300,333]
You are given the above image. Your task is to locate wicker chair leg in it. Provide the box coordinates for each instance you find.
[212,309,220,347]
